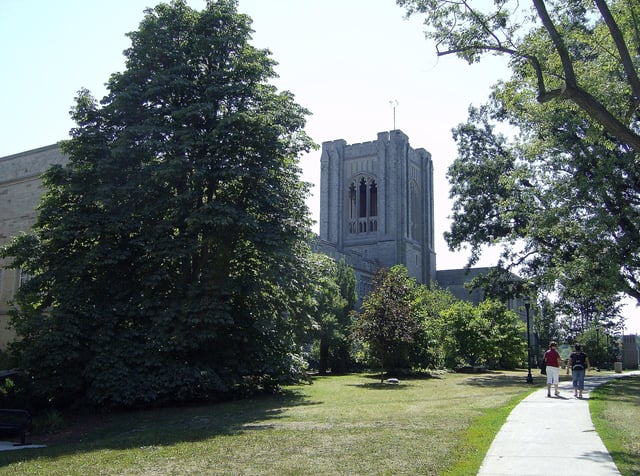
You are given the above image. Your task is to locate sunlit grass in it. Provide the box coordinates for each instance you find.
[590,375,640,476]
[0,371,539,475]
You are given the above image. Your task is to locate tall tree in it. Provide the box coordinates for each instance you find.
[310,255,357,375]
[1,0,315,409]
[534,297,562,361]
[350,266,421,382]
[411,281,458,369]
[442,299,525,369]
[330,258,358,373]
[398,0,640,307]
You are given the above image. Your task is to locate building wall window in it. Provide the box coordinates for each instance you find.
[18,269,31,288]
[357,275,373,299]
[348,176,377,234]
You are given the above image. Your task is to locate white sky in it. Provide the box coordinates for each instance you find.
[1,0,638,333]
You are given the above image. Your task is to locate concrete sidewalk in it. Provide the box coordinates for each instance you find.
[478,372,639,476]
[0,441,45,451]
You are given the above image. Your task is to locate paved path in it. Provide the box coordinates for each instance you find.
[0,441,45,451]
[478,372,639,476]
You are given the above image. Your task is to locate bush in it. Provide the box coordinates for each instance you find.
[0,370,35,410]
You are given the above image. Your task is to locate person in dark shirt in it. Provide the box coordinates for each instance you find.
[544,341,563,397]
[567,344,590,398]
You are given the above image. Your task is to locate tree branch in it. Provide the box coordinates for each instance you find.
[436,0,640,150]
[621,277,640,302]
[532,0,577,87]
[563,85,640,150]
[532,0,640,150]
[435,44,517,57]
[437,43,561,105]
[594,0,640,103]
[461,0,507,51]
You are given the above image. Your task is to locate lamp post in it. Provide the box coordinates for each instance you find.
[524,296,534,384]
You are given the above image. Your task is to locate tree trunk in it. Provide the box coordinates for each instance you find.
[318,338,329,375]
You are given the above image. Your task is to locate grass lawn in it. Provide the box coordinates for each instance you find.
[0,371,538,475]
[590,374,640,476]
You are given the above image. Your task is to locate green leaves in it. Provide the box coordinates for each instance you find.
[442,299,525,368]
[400,0,640,315]
[2,0,315,409]
[349,266,526,371]
[308,255,357,374]
[351,266,422,379]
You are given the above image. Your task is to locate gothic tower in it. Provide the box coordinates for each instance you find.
[319,130,436,285]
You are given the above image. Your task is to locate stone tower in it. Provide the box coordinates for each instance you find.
[319,130,436,285]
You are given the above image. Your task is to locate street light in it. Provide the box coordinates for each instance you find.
[524,296,534,384]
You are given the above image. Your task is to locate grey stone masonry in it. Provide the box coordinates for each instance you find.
[0,144,67,347]
[319,130,436,285]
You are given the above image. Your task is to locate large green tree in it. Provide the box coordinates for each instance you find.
[1,0,315,409]
[442,299,526,368]
[410,281,458,369]
[534,297,562,360]
[399,0,640,307]
[310,255,357,375]
[350,266,421,382]
[329,258,358,373]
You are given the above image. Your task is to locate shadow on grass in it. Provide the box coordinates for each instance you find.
[0,389,316,467]
[356,382,411,390]
[458,371,544,389]
[589,375,640,405]
[361,372,442,381]
[608,450,640,475]
[346,371,444,390]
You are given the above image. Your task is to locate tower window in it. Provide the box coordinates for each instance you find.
[370,181,377,217]
[359,178,367,218]
[348,176,378,234]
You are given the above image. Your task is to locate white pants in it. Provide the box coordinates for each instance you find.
[546,366,560,385]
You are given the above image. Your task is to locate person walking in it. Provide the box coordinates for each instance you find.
[567,344,590,398]
[544,341,563,397]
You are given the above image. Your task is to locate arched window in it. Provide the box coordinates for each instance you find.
[370,181,377,217]
[349,182,357,233]
[348,176,378,234]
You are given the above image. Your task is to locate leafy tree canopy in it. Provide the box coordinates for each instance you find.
[309,255,357,375]
[398,0,640,311]
[398,0,640,149]
[350,266,421,382]
[1,0,315,409]
[442,299,525,368]
[410,281,459,369]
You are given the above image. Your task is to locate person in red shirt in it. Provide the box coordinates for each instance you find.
[544,341,563,397]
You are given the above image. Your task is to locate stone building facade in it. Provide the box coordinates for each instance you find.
[315,130,436,296]
[0,144,68,348]
[315,130,494,302]
[0,132,513,349]
[436,267,496,305]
